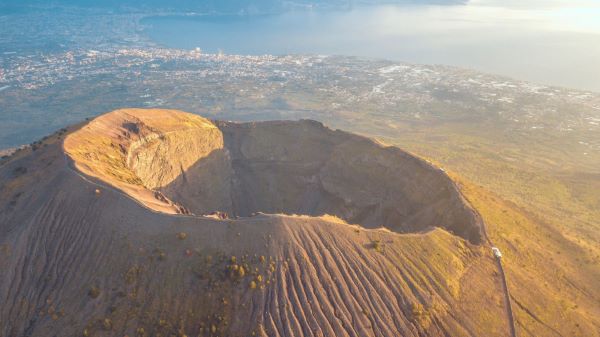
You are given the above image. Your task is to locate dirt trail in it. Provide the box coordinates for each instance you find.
[497,259,518,337]
[465,191,517,337]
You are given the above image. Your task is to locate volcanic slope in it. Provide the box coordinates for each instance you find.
[1,108,510,337]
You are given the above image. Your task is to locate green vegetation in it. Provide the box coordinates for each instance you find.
[409,303,431,327]
[371,239,383,253]
[76,246,281,336]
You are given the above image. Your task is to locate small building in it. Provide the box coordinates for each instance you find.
[492,247,502,259]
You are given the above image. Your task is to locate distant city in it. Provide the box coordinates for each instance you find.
[1,6,599,158]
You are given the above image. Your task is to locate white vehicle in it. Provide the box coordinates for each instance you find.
[492,247,502,259]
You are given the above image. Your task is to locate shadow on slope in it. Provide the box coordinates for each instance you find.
[159,119,484,244]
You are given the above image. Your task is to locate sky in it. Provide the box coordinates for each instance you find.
[463,0,600,34]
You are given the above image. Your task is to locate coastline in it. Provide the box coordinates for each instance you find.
[0,146,20,158]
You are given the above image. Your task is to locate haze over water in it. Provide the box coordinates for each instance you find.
[143,0,600,92]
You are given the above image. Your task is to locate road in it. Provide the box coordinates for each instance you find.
[472,190,518,337]
[496,257,518,337]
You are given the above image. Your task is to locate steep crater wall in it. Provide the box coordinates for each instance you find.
[159,119,483,244]
[65,109,483,243]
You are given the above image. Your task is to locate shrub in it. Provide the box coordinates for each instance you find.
[411,303,425,317]
[371,240,383,253]
[13,167,27,175]
[124,266,141,284]
[229,264,246,279]
[102,318,113,330]
[88,286,100,299]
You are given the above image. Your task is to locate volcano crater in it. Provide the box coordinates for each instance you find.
[65,108,483,243]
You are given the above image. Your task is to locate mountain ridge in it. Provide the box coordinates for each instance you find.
[0,108,512,337]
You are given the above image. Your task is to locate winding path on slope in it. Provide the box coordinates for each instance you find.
[476,204,518,337]
[497,258,518,337]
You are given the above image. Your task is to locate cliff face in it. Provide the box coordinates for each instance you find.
[0,109,506,337]
[180,119,482,243]
[63,109,224,214]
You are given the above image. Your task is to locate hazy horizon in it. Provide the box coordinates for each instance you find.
[141,0,600,92]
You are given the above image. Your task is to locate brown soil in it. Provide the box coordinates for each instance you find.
[0,109,510,337]
[64,108,484,243]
